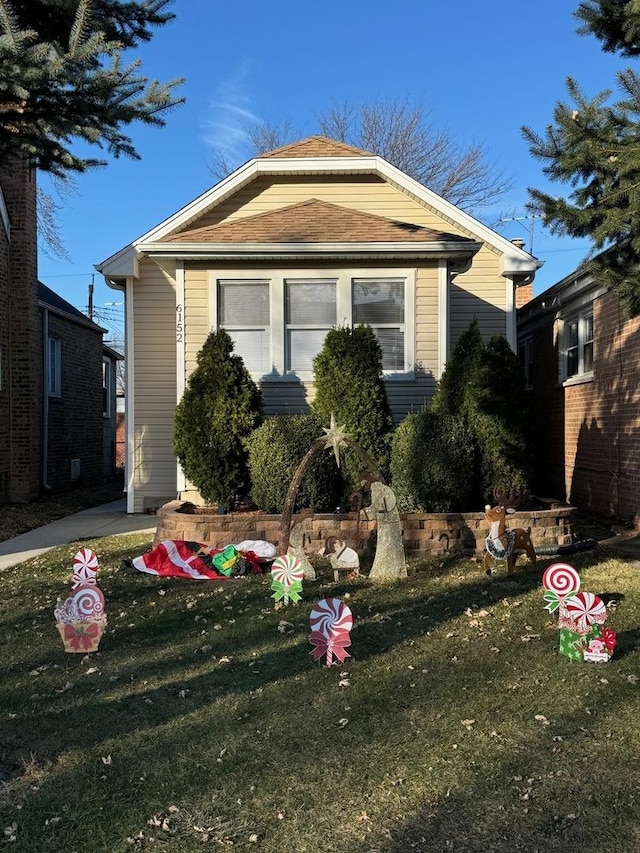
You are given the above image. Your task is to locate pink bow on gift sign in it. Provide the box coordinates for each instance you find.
[64,622,100,651]
[308,629,352,666]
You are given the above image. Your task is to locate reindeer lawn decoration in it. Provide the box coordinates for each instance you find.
[484,488,537,576]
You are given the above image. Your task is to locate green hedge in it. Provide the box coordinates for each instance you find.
[173,330,262,507]
[246,413,341,513]
[391,409,476,512]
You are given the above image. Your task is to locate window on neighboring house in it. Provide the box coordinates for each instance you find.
[218,279,271,375]
[285,279,336,372]
[102,358,111,416]
[518,336,534,388]
[210,269,413,378]
[48,336,61,396]
[353,278,405,371]
[563,309,593,380]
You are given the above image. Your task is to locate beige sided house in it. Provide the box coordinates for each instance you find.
[96,137,540,513]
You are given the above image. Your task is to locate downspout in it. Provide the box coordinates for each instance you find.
[437,259,449,378]
[42,307,51,491]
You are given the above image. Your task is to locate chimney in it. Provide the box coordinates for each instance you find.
[511,237,526,251]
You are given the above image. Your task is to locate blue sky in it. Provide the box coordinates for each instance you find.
[37,0,627,341]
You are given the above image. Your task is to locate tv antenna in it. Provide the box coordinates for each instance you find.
[498,212,542,255]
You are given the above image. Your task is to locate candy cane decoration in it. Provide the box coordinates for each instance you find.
[563,592,607,634]
[72,548,99,588]
[270,554,304,605]
[542,562,581,612]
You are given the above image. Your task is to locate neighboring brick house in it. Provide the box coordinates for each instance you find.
[0,157,120,502]
[517,268,640,526]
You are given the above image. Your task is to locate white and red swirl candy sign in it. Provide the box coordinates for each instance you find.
[309,598,353,666]
[542,561,616,662]
[55,549,107,653]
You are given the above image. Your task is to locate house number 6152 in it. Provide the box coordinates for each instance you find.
[176,304,183,342]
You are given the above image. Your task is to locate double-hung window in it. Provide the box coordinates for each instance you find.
[285,279,336,373]
[210,268,413,379]
[563,309,593,381]
[352,278,405,372]
[217,279,271,375]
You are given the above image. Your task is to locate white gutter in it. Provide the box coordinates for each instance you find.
[438,259,449,378]
[175,261,186,494]
[138,240,482,259]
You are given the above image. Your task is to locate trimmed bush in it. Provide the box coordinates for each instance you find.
[311,325,394,494]
[173,330,262,507]
[391,408,476,512]
[412,320,533,507]
[464,334,532,500]
[246,414,341,513]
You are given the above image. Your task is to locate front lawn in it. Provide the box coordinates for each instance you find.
[0,537,638,852]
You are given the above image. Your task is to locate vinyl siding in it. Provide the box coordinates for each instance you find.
[450,245,507,345]
[185,259,440,425]
[191,175,480,239]
[131,259,177,512]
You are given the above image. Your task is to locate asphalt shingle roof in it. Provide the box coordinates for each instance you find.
[160,198,470,245]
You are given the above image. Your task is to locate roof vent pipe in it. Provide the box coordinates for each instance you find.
[510,237,526,250]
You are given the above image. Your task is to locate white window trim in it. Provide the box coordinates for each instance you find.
[558,307,594,385]
[48,336,62,397]
[209,267,416,381]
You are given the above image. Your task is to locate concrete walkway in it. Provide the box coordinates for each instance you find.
[0,499,157,570]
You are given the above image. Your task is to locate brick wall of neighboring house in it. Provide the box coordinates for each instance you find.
[0,185,10,502]
[525,290,640,525]
[46,313,104,491]
[515,282,533,308]
[0,158,42,503]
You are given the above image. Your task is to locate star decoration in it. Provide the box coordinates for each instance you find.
[322,413,350,467]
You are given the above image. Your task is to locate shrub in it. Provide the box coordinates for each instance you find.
[246,414,341,513]
[391,408,476,512]
[311,325,394,494]
[424,321,532,506]
[173,330,262,507]
[464,334,532,501]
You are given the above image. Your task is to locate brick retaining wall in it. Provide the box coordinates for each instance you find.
[155,501,575,558]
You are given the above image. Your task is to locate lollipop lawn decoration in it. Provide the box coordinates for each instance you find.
[309,598,353,666]
[542,562,616,663]
[55,548,107,653]
[270,554,304,605]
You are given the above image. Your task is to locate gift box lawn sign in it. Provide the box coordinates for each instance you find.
[54,548,107,653]
[542,563,617,662]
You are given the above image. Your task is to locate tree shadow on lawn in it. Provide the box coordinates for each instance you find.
[2,628,638,853]
[1,550,635,770]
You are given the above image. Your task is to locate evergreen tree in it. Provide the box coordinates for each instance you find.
[0,0,183,175]
[173,330,262,508]
[311,325,393,494]
[523,0,640,316]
